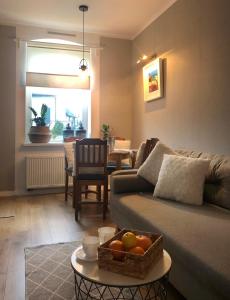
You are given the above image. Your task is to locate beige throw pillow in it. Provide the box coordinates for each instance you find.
[134,142,146,168]
[154,154,210,205]
[137,142,176,185]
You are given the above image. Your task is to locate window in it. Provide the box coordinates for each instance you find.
[25,40,91,143]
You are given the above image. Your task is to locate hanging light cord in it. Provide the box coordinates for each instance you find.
[82,7,85,61]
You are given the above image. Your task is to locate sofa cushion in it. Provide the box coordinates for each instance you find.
[110,193,230,299]
[177,149,230,210]
[137,142,176,185]
[154,154,210,205]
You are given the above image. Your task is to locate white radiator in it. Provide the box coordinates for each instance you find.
[26,154,68,189]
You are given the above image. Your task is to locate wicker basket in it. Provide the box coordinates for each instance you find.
[98,229,163,279]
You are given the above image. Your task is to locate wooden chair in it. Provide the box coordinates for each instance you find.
[108,137,132,172]
[142,138,159,163]
[73,138,108,221]
[64,137,91,206]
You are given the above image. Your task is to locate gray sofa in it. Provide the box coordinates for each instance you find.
[110,150,230,300]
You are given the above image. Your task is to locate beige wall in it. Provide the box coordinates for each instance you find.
[132,0,230,154]
[0,26,16,191]
[100,37,132,139]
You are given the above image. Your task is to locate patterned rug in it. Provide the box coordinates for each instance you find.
[25,241,80,300]
[25,241,178,300]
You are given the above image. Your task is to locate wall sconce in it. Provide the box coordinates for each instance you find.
[136,54,157,65]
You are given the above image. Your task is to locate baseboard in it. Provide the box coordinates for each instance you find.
[0,190,16,197]
[0,187,65,197]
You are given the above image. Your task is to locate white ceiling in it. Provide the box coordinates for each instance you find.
[0,0,177,39]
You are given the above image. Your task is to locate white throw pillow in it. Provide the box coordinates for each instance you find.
[134,142,146,168]
[137,142,176,185]
[154,154,210,205]
[64,142,75,168]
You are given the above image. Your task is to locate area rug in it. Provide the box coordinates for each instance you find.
[25,241,80,300]
[25,241,171,300]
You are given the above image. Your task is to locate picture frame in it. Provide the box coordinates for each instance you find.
[143,58,163,102]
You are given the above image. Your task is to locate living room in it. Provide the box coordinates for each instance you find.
[0,0,229,299]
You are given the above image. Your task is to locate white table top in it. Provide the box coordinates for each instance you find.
[71,248,171,287]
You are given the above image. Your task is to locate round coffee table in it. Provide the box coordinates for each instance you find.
[71,248,171,300]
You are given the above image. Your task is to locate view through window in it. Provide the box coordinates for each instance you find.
[25,40,91,143]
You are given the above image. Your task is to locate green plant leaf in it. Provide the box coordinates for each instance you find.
[51,121,64,138]
[29,106,37,117]
[29,104,49,127]
[40,104,48,119]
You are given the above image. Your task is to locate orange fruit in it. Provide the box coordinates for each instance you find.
[109,240,125,259]
[121,232,137,250]
[136,235,152,251]
[129,246,145,255]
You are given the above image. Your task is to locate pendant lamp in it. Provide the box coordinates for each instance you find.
[79,5,88,71]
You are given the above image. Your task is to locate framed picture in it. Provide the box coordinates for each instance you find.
[143,58,163,102]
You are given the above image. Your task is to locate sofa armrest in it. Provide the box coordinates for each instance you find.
[111,173,154,194]
[111,169,138,176]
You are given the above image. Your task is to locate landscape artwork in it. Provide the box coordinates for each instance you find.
[143,58,163,102]
[148,69,159,93]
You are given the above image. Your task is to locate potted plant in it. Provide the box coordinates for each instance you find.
[28,104,51,143]
[51,120,64,140]
[101,123,114,151]
[101,123,111,140]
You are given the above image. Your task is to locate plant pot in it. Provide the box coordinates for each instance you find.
[28,126,51,143]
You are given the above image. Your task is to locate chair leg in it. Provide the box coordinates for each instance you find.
[96,185,101,202]
[103,178,108,220]
[85,185,89,198]
[72,176,75,208]
[79,186,83,211]
[65,172,69,202]
[75,181,81,222]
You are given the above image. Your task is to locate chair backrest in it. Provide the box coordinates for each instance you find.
[74,138,108,176]
[142,138,159,163]
[114,139,131,150]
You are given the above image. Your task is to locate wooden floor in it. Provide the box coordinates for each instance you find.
[0,193,184,300]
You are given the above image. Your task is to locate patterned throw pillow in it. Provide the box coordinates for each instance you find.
[154,154,210,205]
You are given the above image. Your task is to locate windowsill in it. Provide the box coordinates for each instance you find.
[23,143,64,147]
